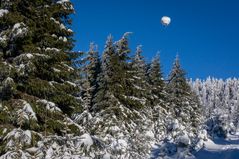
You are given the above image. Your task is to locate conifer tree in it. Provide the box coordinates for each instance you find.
[89,34,154,158]
[115,33,146,110]
[145,54,169,141]
[167,55,201,133]
[84,43,101,109]
[114,33,131,102]
[131,46,147,96]
[147,53,167,108]
[0,0,81,146]
[77,43,100,109]
[124,45,149,109]
[92,35,118,112]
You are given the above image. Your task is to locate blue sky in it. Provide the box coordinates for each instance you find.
[71,0,239,79]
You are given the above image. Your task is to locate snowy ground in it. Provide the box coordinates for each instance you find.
[151,133,239,159]
[195,133,239,159]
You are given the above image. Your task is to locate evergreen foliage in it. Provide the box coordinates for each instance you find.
[167,55,202,133]
[0,0,220,158]
[0,0,82,156]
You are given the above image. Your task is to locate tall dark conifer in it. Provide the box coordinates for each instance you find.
[0,0,81,144]
[167,55,201,132]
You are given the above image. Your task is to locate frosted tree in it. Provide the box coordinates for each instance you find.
[191,77,239,138]
[92,35,117,112]
[73,43,101,130]
[147,53,168,108]
[75,43,100,109]
[0,0,83,157]
[127,45,149,108]
[146,54,170,140]
[87,43,101,106]
[167,55,202,134]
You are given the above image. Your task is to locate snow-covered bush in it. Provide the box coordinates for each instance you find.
[206,114,231,138]
[176,133,191,147]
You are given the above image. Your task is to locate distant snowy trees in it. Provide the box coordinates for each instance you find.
[190,77,239,138]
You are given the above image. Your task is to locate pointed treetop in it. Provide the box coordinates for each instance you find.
[105,34,113,48]
[174,54,180,67]
[122,32,133,39]
[89,42,98,52]
[136,45,143,53]
[168,54,185,82]
[153,51,160,62]
[135,45,143,60]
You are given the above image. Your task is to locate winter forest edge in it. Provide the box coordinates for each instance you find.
[0,1,239,159]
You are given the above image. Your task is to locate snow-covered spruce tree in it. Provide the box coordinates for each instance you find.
[154,56,203,158]
[82,43,101,110]
[148,53,165,104]
[125,45,156,157]
[129,45,149,106]
[166,55,202,146]
[91,35,116,113]
[73,43,101,130]
[83,34,153,158]
[0,0,84,157]
[93,33,145,112]
[147,53,169,141]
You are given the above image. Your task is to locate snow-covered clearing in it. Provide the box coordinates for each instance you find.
[195,133,239,159]
[151,133,239,159]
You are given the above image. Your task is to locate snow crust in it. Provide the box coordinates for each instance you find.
[78,134,93,151]
[22,101,37,121]
[11,23,28,40]
[4,129,32,147]
[66,81,77,87]
[176,133,191,146]
[37,99,62,112]
[195,134,239,159]
[0,9,9,17]
[56,0,70,4]
[45,47,60,52]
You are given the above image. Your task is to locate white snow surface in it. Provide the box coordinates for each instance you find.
[45,47,60,52]
[0,35,7,44]
[66,81,77,87]
[37,99,62,112]
[202,135,239,151]
[78,134,93,151]
[4,129,32,146]
[60,23,66,30]
[111,139,128,152]
[50,17,60,25]
[176,133,191,146]
[16,100,37,122]
[195,133,239,159]
[56,0,69,4]
[103,153,111,159]
[11,23,28,39]
[67,29,73,33]
[22,101,37,121]
[0,9,9,17]
[52,68,61,72]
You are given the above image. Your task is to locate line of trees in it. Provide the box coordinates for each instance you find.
[0,0,203,158]
[191,77,239,138]
[74,33,203,157]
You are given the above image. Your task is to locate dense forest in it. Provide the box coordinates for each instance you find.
[0,0,238,159]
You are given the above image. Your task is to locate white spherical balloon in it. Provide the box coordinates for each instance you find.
[161,16,171,26]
